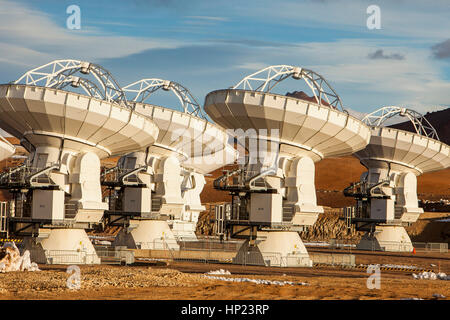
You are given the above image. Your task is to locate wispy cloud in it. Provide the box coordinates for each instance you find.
[234,62,268,70]
[104,38,450,114]
[186,16,229,22]
[368,49,405,60]
[431,39,450,59]
[183,15,229,26]
[87,21,137,28]
[297,40,450,113]
[208,39,296,48]
[0,0,184,71]
[0,0,448,117]
[246,0,450,40]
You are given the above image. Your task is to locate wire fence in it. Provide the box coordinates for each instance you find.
[232,250,314,267]
[305,238,449,253]
[134,238,242,252]
[233,251,279,267]
[95,246,135,265]
[135,239,180,250]
[27,248,101,265]
[134,239,240,263]
[178,239,242,251]
[357,239,414,252]
[309,252,356,266]
[412,242,448,253]
[17,238,447,266]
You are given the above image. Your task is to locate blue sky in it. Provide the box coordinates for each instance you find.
[0,0,449,117]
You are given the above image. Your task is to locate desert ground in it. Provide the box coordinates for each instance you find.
[0,250,449,300]
[2,212,448,300]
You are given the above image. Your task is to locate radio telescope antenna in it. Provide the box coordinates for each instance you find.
[1,59,160,266]
[344,105,449,253]
[204,64,370,268]
[101,77,236,247]
[232,65,344,111]
[14,59,130,108]
[122,78,206,119]
[361,106,439,140]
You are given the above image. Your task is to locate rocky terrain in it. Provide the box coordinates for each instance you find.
[389,107,450,146]
[0,265,212,295]
[298,208,363,242]
[0,262,449,300]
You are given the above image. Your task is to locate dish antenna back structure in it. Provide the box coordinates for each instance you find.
[102,78,237,248]
[0,136,15,163]
[0,60,159,264]
[344,106,450,251]
[205,65,371,267]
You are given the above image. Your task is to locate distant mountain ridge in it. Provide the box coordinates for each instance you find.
[286,91,331,107]
[388,108,450,146]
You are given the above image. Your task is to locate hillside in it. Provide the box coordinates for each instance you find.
[389,107,450,145]
[200,156,450,208]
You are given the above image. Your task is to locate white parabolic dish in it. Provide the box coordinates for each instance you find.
[355,126,450,174]
[0,84,159,158]
[204,89,371,161]
[132,102,238,174]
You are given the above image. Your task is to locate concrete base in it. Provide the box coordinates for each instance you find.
[357,225,414,252]
[24,228,100,264]
[113,220,180,250]
[233,231,313,267]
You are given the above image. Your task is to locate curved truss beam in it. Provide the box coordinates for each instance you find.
[232,65,343,110]
[14,59,129,108]
[362,106,439,140]
[54,75,106,100]
[123,78,206,119]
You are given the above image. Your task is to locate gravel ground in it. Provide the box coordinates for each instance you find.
[0,262,448,300]
[0,266,213,294]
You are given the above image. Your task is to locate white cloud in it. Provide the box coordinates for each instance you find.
[223,38,450,114]
[234,62,268,70]
[185,16,229,22]
[246,0,450,41]
[282,40,450,114]
[0,0,183,69]
[0,0,447,117]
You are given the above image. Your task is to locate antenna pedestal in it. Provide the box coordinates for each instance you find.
[357,225,413,252]
[113,220,179,250]
[233,231,312,267]
[25,228,100,264]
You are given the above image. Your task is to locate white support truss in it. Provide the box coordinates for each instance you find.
[123,78,206,119]
[232,65,343,110]
[362,106,439,140]
[14,59,129,108]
